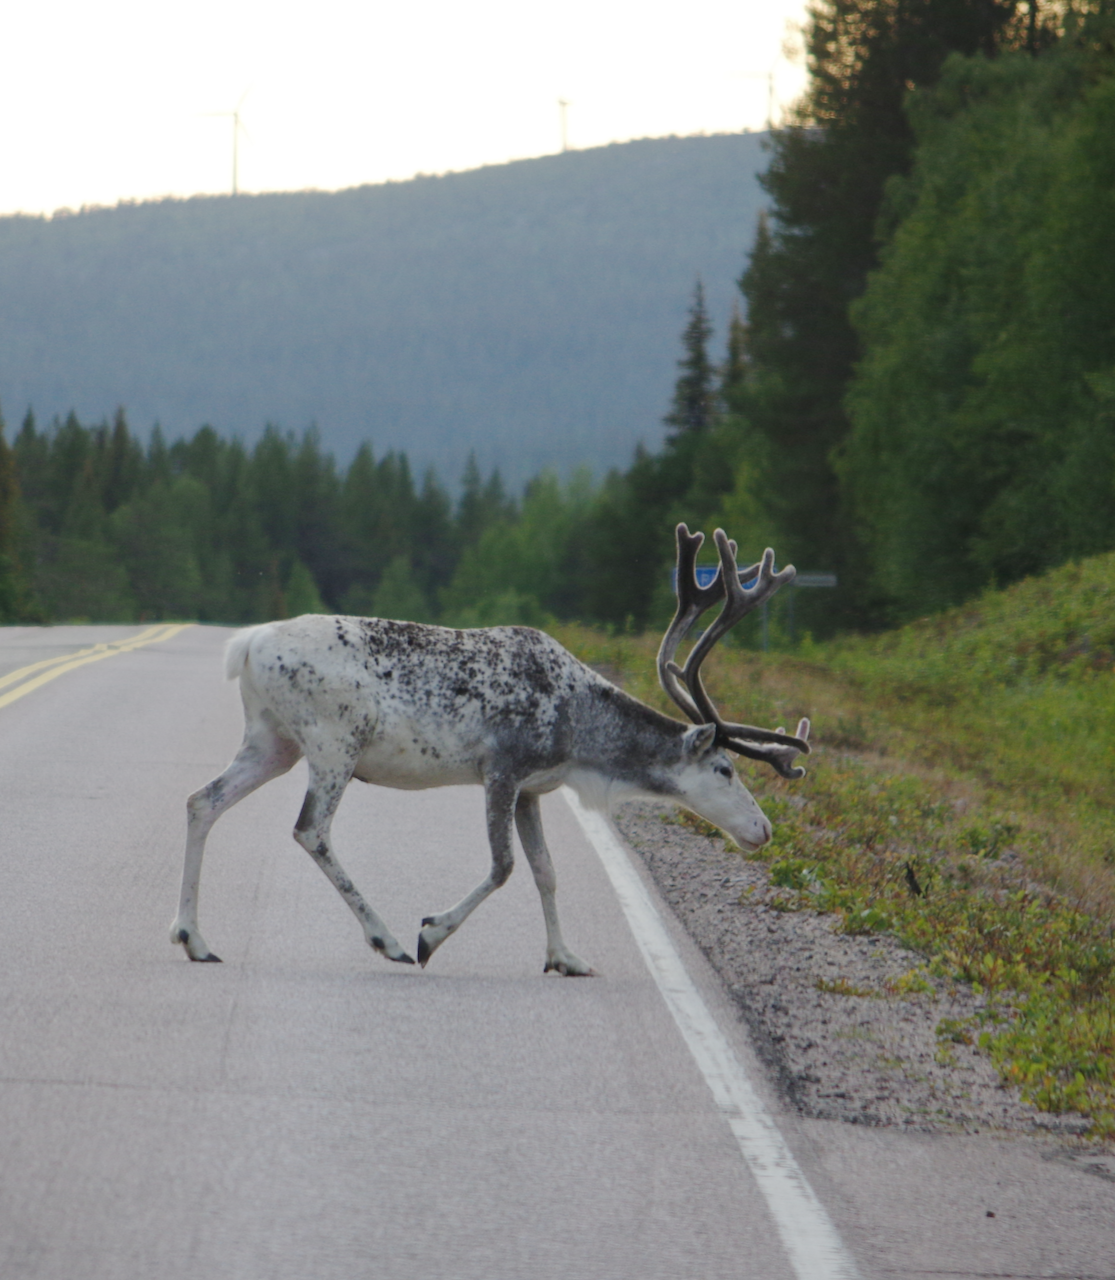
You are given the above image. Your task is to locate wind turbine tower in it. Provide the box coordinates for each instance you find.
[735,67,778,131]
[208,93,249,196]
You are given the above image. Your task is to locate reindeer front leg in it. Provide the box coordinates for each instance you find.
[416,773,519,968]
[515,793,595,976]
[514,793,596,972]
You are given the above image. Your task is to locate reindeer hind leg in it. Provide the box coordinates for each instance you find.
[172,714,301,961]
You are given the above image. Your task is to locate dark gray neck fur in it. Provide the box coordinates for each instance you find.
[567,677,688,797]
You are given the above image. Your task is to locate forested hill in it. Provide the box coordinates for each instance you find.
[0,133,767,487]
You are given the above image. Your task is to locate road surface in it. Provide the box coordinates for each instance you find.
[0,624,1111,1279]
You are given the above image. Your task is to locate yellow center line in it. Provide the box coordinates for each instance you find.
[0,624,169,692]
[0,623,194,711]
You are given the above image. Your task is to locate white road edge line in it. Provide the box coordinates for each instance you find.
[563,788,862,1280]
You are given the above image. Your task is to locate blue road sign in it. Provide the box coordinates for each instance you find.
[671,566,759,591]
[671,567,837,591]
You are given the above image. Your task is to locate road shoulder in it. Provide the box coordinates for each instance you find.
[612,799,1115,1278]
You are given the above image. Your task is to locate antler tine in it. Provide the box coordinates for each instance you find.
[671,533,796,726]
[723,718,812,780]
[720,722,811,750]
[657,523,728,722]
[702,533,795,657]
[730,744,808,780]
[658,524,767,724]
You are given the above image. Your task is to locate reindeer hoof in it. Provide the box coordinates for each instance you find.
[417,917,455,968]
[370,934,415,965]
[173,925,221,962]
[544,955,597,977]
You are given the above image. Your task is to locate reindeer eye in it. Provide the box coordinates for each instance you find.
[715,763,733,779]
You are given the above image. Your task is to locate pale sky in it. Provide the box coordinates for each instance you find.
[0,0,810,217]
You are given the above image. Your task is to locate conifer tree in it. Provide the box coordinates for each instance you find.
[663,280,716,446]
[291,428,342,605]
[455,453,513,547]
[338,443,423,610]
[683,303,757,525]
[411,468,456,605]
[0,409,33,621]
[147,424,172,487]
[101,408,144,513]
[250,426,297,557]
[12,412,47,516]
[719,303,749,407]
[575,281,728,628]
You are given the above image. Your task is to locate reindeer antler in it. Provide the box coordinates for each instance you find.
[658,523,812,779]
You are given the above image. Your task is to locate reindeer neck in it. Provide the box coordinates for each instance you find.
[569,677,689,792]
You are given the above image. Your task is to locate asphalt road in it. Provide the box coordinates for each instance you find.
[0,624,1112,1280]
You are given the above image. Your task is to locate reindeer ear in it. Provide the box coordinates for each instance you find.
[682,723,718,760]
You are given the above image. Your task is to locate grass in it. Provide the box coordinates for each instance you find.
[549,553,1115,1139]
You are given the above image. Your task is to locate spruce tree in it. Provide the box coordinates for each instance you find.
[291,428,341,606]
[455,453,513,548]
[101,408,144,514]
[577,288,721,629]
[0,409,32,621]
[663,280,716,446]
[411,468,456,605]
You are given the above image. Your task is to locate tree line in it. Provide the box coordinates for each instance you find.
[730,0,1115,628]
[0,408,508,627]
[577,0,1115,634]
[0,401,668,628]
[2,0,1113,637]
[0,266,782,634]
[845,14,1115,617]
[0,371,772,635]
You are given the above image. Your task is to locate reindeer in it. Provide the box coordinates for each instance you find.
[171,524,810,975]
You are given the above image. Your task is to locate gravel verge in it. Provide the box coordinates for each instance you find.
[613,799,1095,1139]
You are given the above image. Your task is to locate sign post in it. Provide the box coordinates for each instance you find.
[785,572,838,647]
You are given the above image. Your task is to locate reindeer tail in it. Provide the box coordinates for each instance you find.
[224,624,270,681]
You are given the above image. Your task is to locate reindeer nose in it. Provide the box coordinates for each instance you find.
[760,816,773,845]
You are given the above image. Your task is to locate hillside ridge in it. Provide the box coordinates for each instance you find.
[0,133,768,486]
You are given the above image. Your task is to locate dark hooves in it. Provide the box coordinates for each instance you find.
[393,952,416,965]
[416,934,432,967]
[191,952,223,963]
[420,916,435,927]
[544,961,597,977]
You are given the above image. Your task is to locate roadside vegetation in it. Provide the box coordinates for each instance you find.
[552,557,1115,1137]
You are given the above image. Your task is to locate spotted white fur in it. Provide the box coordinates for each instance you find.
[171,614,780,974]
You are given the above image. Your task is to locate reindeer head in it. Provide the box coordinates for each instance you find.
[656,523,811,847]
